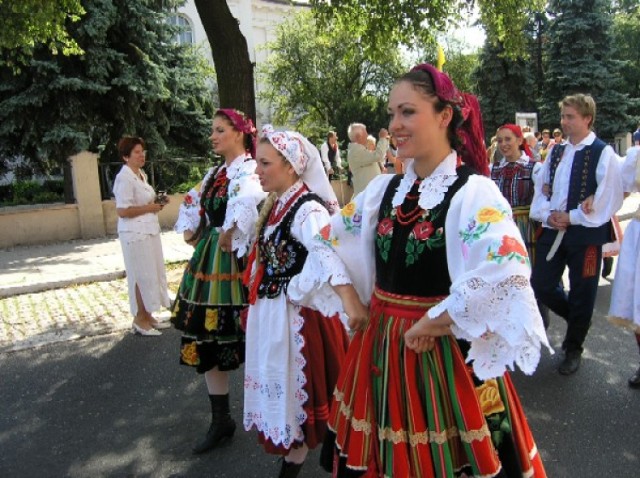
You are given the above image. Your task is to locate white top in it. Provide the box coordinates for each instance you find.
[173,153,267,257]
[112,165,161,235]
[621,146,640,194]
[319,142,342,172]
[243,181,340,449]
[530,132,623,228]
[289,152,551,380]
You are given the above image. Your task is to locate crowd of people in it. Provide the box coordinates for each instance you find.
[110,62,640,477]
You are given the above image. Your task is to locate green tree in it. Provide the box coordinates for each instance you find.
[0,0,214,178]
[0,0,85,69]
[472,38,537,139]
[260,11,405,146]
[539,0,630,140]
[612,1,640,126]
[310,0,545,59]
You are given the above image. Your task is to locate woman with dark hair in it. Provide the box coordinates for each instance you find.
[171,109,267,454]
[113,136,171,336]
[290,64,550,477]
[243,126,348,478]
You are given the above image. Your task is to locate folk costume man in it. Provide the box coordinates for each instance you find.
[530,94,623,375]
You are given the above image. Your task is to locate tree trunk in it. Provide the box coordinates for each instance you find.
[194,0,256,122]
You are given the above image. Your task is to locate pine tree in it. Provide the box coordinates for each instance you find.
[472,39,537,140]
[0,0,214,178]
[539,0,630,140]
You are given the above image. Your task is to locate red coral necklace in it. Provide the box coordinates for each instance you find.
[267,185,307,226]
[395,179,424,226]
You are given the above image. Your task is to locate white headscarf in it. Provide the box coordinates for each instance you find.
[261,125,340,214]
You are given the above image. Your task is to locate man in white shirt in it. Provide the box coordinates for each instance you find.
[530,94,624,375]
[346,123,388,198]
[319,131,341,179]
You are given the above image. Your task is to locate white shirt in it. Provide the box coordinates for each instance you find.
[112,165,161,235]
[319,142,341,172]
[530,132,623,228]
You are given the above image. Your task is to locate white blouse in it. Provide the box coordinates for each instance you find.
[289,152,551,380]
[173,153,267,257]
[112,165,161,235]
[530,132,623,228]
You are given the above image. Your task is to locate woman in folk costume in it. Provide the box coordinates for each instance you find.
[171,108,267,454]
[608,142,640,388]
[243,126,349,478]
[288,64,550,477]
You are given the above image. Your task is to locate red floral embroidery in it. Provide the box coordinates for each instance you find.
[498,235,527,258]
[184,194,193,205]
[377,218,394,236]
[319,224,331,240]
[413,221,434,241]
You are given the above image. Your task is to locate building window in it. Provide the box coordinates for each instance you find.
[168,14,194,45]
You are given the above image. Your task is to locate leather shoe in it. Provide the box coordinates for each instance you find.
[132,323,162,336]
[559,350,581,375]
[628,366,640,389]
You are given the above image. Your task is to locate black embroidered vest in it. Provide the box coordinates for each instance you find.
[327,141,338,168]
[375,167,474,297]
[257,193,327,299]
[202,166,229,228]
[542,138,611,246]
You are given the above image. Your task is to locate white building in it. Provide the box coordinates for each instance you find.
[174,0,307,124]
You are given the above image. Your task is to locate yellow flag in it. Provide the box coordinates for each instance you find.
[436,44,446,71]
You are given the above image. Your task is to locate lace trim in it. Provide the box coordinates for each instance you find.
[225,200,258,258]
[242,307,308,449]
[392,153,458,210]
[429,275,552,380]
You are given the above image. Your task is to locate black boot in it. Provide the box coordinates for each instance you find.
[602,257,613,279]
[192,394,236,454]
[278,458,304,478]
[558,350,582,375]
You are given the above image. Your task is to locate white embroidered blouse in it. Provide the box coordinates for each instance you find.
[289,152,552,380]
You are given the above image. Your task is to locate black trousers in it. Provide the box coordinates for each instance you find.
[531,240,602,353]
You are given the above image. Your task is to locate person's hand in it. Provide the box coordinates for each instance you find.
[379,128,389,139]
[548,210,570,231]
[344,296,369,332]
[184,231,198,247]
[580,195,595,214]
[218,228,233,253]
[405,311,452,353]
[327,168,334,176]
[147,202,164,214]
[542,183,551,197]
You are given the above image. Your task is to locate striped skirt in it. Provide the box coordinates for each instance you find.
[171,227,247,373]
[512,206,538,265]
[328,288,546,477]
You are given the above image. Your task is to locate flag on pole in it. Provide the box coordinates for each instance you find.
[436,44,446,71]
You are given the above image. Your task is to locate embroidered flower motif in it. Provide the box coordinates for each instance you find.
[317,224,339,247]
[413,221,434,241]
[487,235,529,265]
[476,207,504,223]
[342,202,356,217]
[475,379,505,416]
[205,308,219,331]
[184,194,193,205]
[377,218,394,236]
[181,342,200,366]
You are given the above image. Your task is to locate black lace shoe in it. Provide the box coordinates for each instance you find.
[628,365,640,389]
[559,350,582,375]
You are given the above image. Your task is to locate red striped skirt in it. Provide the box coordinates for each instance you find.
[329,288,546,477]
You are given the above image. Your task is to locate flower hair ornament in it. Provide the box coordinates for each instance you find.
[216,108,257,157]
[260,124,340,214]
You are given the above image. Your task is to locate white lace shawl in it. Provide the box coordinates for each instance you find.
[289,152,552,380]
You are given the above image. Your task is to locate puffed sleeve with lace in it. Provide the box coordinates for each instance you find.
[173,167,216,234]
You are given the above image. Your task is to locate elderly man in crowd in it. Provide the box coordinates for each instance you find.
[346,123,388,198]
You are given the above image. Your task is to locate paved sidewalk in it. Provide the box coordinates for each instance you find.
[0,230,192,298]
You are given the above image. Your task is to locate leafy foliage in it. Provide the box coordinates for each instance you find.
[0,0,85,70]
[259,11,406,145]
[0,0,215,178]
[539,0,631,140]
[611,2,640,125]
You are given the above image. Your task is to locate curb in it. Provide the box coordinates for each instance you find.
[0,270,126,299]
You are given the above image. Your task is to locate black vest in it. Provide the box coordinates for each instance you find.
[257,192,327,299]
[375,167,474,297]
[541,138,611,246]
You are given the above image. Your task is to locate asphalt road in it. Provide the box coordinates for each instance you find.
[1,279,639,477]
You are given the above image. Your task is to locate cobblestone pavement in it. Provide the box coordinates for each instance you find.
[0,266,184,353]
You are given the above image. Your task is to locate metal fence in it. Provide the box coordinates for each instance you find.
[99,157,214,200]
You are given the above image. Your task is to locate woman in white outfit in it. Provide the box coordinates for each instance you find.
[113,136,171,336]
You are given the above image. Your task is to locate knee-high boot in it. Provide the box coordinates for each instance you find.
[192,394,236,454]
